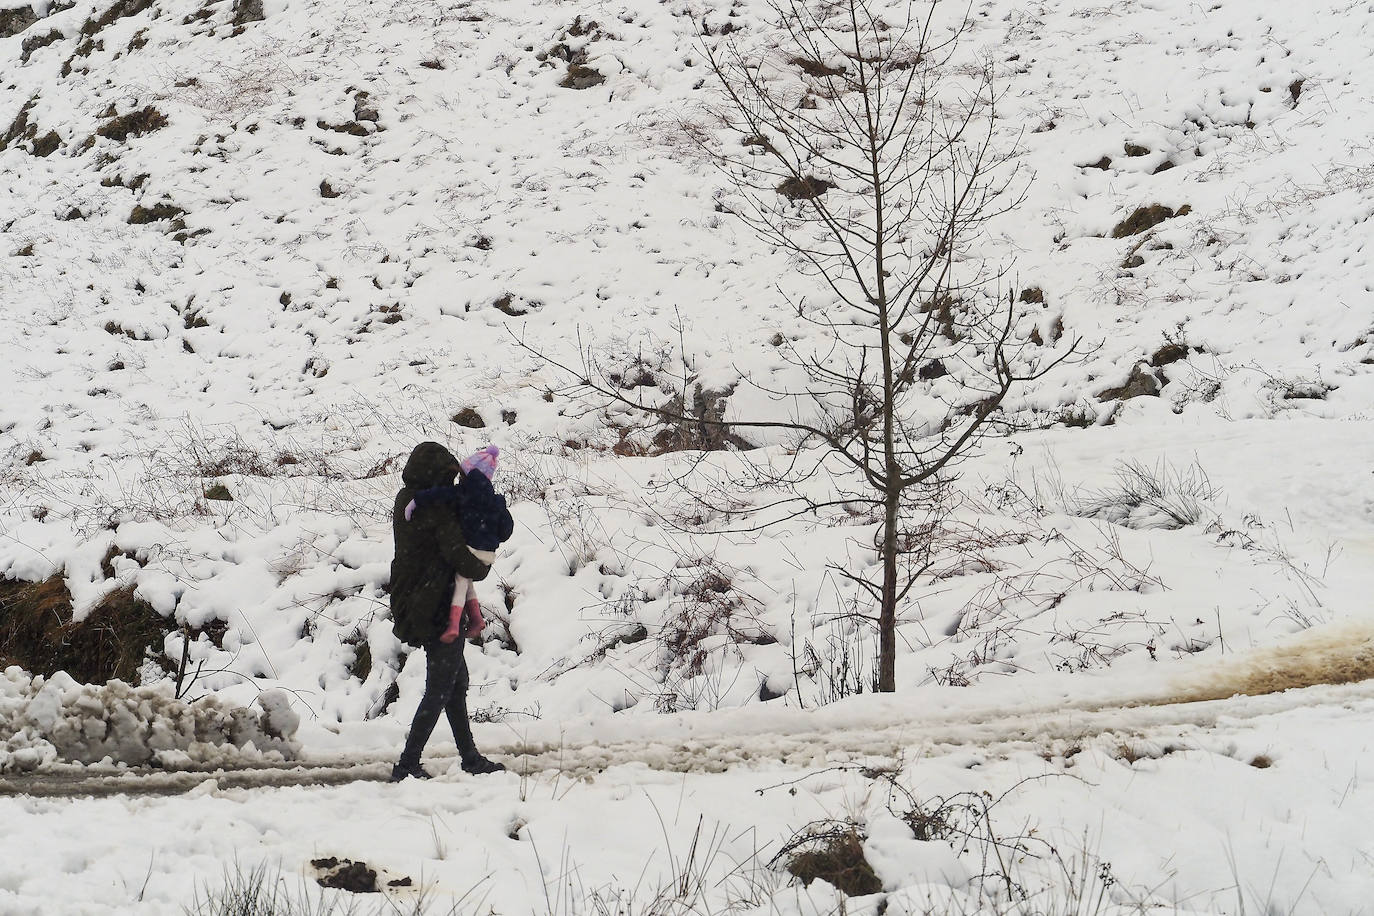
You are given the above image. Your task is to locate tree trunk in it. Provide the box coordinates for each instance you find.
[877,485,899,692]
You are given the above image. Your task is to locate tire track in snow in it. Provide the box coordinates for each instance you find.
[506,616,1374,774]
[505,681,1374,778]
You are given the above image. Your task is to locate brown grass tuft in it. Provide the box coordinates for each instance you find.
[777,175,834,200]
[780,828,883,897]
[0,577,171,683]
[96,106,167,142]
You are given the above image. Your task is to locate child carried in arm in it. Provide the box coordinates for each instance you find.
[403,445,514,642]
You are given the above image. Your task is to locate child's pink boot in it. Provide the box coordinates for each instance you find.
[462,598,486,638]
[439,604,465,643]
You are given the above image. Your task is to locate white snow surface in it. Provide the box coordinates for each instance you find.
[2,0,1374,910]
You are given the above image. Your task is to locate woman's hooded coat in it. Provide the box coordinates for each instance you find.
[389,442,491,647]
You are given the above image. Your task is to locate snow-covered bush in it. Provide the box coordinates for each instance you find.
[1072,459,1219,530]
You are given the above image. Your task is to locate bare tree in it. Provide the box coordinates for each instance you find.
[527,0,1076,693]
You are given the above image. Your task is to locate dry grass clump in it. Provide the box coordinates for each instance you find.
[0,576,170,683]
[96,106,168,142]
[777,175,835,200]
[775,825,883,897]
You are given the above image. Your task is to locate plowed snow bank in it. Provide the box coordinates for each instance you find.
[0,668,299,772]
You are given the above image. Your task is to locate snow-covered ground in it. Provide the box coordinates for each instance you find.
[2,0,1373,910]
[5,671,1374,914]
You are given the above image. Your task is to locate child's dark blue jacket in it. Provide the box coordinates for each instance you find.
[411,472,514,552]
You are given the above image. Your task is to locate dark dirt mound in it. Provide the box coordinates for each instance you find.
[311,857,413,893]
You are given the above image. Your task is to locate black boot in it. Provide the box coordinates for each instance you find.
[389,760,434,782]
[460,755,506,775]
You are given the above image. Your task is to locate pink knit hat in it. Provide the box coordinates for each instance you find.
[460,445,500,479]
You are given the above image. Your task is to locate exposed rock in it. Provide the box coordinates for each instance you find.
[20,28,62,62]
[353,91,379,123]
[1149,342,1191,368]
[128,202,186,224]
[231,0,263,25]
[80,0,155,37]
[0,97,36,152]
[560,63,605,89]
[1029,315,1064,347]
[0,99,62,156]
[1097,363,1161,402]
[316,118,370,136]
[492,293,530,316]
[451,407,485,428]
[30,130,60,157]
[0,4,38,39]
[789,55,844,77]
[1110,204,1191,239]
[758,677,787,702]
[203,484,232,501]
[918,359,947,380]
[312,858,380,894]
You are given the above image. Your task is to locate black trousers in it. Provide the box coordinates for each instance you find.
[399,638,479,767]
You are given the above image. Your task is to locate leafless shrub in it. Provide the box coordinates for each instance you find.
[543,483,613,575]
[471,702,540,724]
[798,625,878,704]
[147,421,346,481]
[1048,610,1164,673]
[164,41,300,121]
[658,556,770,680]
[1207,511,1331,622]
[189,860,474,916]
[499,445,562,504]
[921,521,1167,685]
[525,816,759,916]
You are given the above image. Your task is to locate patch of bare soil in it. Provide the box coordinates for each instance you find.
[1169,618,1374,703]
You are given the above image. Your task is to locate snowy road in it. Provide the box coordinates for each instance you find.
[8,662,1371,797]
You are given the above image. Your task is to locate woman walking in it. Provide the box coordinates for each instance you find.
[387,441,507,780]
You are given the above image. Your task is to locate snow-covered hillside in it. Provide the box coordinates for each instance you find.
[3,0,1371,721]
[2,0,1374,909]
